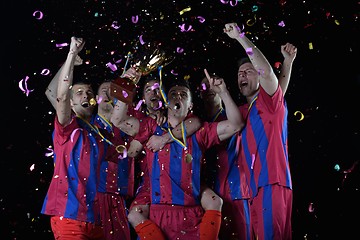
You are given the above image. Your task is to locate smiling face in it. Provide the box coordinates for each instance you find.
[70,83,96,118]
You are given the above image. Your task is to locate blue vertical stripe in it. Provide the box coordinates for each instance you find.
[85,132,98,221]
[262,186,274,240]
[170,143,184,204]
[190,135,201,204]
[65,135,82,218]
[227,135,242,199]
[151,152,161,204]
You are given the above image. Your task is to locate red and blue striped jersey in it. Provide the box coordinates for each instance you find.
[135,119,220,206]
[204,109,250,201]
[41,115,107,223]
[238,86,292,198]
[95,114,134,198]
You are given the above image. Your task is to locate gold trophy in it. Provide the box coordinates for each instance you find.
[110,46,174,105]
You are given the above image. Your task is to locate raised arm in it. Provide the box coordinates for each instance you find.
[56,37,85,125]
[278,43,297,96]
[204,69,244,141]
[224,22,278,96]
[45,55,83,109]
[111,99,140,137]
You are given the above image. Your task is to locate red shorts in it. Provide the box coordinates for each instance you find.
[97,192,131,240]
[50,216,105,240]
[149,204,204,240]
[220,198,252,240]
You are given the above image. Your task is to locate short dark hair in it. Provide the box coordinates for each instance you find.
[236,57,251,68]
[166,79,191,93]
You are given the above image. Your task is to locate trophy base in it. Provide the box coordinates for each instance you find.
[110,77,137,105]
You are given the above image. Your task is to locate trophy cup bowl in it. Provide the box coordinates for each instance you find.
[110,47,174,105]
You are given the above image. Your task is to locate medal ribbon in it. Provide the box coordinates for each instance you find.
[211,107,224,122]
[158,66,169,106]
[76,115,127,157]
[167,121,187,149]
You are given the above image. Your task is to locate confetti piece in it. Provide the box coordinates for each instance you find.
[122,90,128,98]
[153,100,163,110]
[308,42,313,50]
[56,42,69,48]
[70,128,83,142]
[176,47,184,53]
[41,69,50,75]
[179,23,192,32]
[18,76,34,96]
[278,21,285,27]
[118,148,128,159]
[45,148,54,157]
[33,10,43,20]
[334,164,340,171]
[201,83,207,90]
[197,16,205,23]
[111,21,120,29]
[30,164,35,171]
[274,62,282,69]
[294,111,304,121]
[132,15,139,23]
[246,47,253,55]
[106,62,118,71]
[134,100,144,110]
[308,203,315,212]
[179,7,191,15]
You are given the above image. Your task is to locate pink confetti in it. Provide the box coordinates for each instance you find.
[32,10,43,20]
[308,202,315,212]
[229,0,238,6]
[201,83,207,90]
[178,23,192,32]
[139,35,145,45]
[132,15,139,23]
[197,16,205,23]
[235,133,241,155]
[171,70,178,75]
[18,76,34,96]
[151,83,160,90]
[176,47,184,53]
[278,21,285,27]
[97,96,103,104]
[134,100,144,110]
[245,47,253,55]
[41,69,50,75]
[111,21,120,29]
[45,148,54,157]
[70,128,83,142]
[118,148,128,159]
[56,42,69,48]
[250,154,255,169]
[122,90,128,98]
[106,62,118,71]
[153,100,163,110]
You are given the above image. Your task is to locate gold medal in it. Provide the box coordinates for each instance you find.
[185,153,193,163]
[115,145,126,154]
[89,98,97,106]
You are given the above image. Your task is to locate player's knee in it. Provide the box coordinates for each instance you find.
[128,206,149,227]
[201,193,223,211]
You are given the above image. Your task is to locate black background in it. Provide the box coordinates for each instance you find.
[2,0,359,239]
